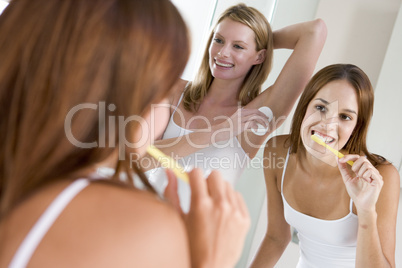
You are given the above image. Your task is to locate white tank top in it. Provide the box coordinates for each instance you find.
[147,94,249,212]
[281,150,358,268]
[9,179,90,268]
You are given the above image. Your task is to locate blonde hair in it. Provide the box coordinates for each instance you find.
[183,3,273,111]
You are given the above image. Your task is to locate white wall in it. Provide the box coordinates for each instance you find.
[314,0,401,87]
[366,3,402,265]
[171,0,218,81]
[367,1,402,181]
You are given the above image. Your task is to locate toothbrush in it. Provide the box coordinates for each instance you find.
[311,134,354,166]
[146,145,189,183]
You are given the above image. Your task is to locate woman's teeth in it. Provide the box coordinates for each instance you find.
[312,131,335,144]
[215,60,234,68]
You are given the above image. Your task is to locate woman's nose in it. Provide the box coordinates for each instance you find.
[320,116,338,130]
[218,45,230,58]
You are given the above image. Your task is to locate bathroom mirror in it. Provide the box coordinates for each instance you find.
[172,0,402,267]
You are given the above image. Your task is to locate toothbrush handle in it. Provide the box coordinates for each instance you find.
[326,146,354,166]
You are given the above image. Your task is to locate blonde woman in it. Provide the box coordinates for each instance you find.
[150,3,327,210]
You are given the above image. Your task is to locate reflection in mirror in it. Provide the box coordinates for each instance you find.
[170,1,330,267]
[247,0,402,267]
[172,0,277,81]
[171,0,218,80]
[172,0,402,267]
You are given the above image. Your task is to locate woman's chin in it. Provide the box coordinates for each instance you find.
[306,147,338,167]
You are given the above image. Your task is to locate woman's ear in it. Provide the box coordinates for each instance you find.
[254,49,266,65]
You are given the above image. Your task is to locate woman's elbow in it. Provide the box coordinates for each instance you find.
[311,18,327,41]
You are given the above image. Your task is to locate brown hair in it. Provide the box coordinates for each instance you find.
[183,3,273,111]
[0,0,189,215]
[288,64,385,166]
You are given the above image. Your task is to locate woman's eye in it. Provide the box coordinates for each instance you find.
[234,44,244,49]
[340,114,352,121]
[214,38,223,44]
[315,105,326,112]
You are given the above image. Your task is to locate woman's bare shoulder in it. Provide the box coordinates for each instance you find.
[376,161,400,188]
[82,182,181,224]
[67,182,190,266]
[1,181,190,267]
[263,135,290,184]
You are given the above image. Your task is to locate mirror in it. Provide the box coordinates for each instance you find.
[172,0,402,267]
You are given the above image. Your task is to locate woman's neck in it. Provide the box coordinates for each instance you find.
[206,78,243,106]
[298,149,341,179]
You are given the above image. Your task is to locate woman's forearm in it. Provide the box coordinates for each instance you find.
[250,234,290,268]
[355,211,394,268]
[273,18,327,50]
[154,124,232,158]
[154,107,270,159]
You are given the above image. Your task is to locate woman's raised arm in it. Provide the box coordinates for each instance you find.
[241,19,327,158]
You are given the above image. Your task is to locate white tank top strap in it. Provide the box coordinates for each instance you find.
[171,92,185,117]
[280,148,291,193]
[349,198,354,213]
[9,178,90,268]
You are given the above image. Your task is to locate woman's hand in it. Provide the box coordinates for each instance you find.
[338,155,384,214]
[214,107,270,141]
[164,168,250,268]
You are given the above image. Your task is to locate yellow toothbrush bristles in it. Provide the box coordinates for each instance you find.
[311,135,354,166]
[146,145,189,183]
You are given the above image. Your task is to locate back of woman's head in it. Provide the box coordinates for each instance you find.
[288,64,382,165]
[0,0,189,214]
[183,3,273,111]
